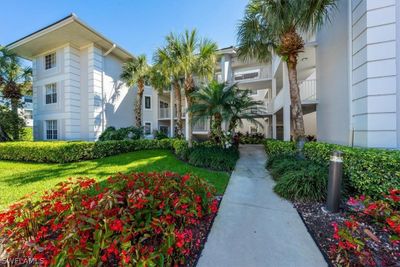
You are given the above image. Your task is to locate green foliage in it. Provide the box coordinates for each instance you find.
[238,132,265,144]
[273,163,328,202]
[0,139,175,163]
[304,142,400,199]
[21,127,33,141]
[172,139,190,161]
[98,126,144,141]
[264,139,296,156]
[154,130,168,140]
[0,105,26,141]
[188,146,239,172]
[267,155,309,181]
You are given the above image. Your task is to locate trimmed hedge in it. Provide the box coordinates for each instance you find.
[0,139,175,163]
[264,139,400,198]
[188,146,239,171]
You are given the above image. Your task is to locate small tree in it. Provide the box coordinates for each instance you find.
[121,55,150,127]
[237,0,337,150]
[0,46,32,140]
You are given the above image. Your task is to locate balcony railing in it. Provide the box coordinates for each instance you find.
[193,118,210,132]
[233,65,272,82]
[159,108,170,119]
[299,79,317,101]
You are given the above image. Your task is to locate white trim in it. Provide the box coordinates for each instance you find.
[144,121,152,135]
[44,119,58,140]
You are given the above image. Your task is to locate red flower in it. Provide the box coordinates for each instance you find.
[182,174,190,184]
[53,201,70,213]
[210,199,219,213]
[110,219,124,232]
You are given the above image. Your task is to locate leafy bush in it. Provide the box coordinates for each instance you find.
[0,105,26,141]
[264,139,296,156]
[98,126,143,141]
[237,132,265,144]
[267,155,310,181]
[0,139,175,163]
[172,139,190,161]
[21,127,33,141]
[304,142,400,199]
[0,172,219,266]
[273,163,328,202]
[154,130,169,140]
[188,146,239,172]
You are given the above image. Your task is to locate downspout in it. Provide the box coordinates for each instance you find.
[101,44,116,133]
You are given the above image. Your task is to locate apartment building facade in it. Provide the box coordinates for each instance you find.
[6,1,400,149]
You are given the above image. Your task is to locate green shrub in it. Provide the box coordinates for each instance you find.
[304,142,400,199]
[98,126,143,141]
[0,139,175,163]
[274,163,328,202]
[21,127,33,141]
[188,146,239,171]
[268,155,309,181]
[154,130,168,140]
[264,139,296,156]
[237,132,265,144]
[172,139,190,161]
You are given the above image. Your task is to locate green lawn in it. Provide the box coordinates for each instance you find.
[0,149,229,210]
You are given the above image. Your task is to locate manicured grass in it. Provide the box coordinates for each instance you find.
[0,149,229,209]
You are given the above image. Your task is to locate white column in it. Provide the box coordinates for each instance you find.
[283,103,291,141]
[272,114,277,139]
[170,87,174,138]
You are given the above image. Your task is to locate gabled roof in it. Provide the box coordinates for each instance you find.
[7,14,134,61]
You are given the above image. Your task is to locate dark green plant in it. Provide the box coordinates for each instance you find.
[268,155,309,181]
[0,105,25,141]
[274,163,328,202]
[98,126,143,141]
[188,146,239,172]
[154,130,168,140]
[264,139,296,156]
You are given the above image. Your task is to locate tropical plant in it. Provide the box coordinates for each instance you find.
[0,46,32,140]
[0,105,25,141]
[149,66,170,95]
[237,0,337,150]
[153,35,185,138]
[174,30,217,147]
[227,89,265,134]
[121,55,150,127]
[190,81,235,143]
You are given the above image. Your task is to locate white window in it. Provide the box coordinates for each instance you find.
[45,53,56,70]
[45,83,57,104]
[159,125,169,135]
[24,110,33,120]
[144,96,151,109]
[144,122,152,135]
[159,101,169,108]
[46,120,58,140]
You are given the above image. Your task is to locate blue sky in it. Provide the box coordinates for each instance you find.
[0,0,247,63]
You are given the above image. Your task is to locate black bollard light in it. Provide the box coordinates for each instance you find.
[326,150,343,213]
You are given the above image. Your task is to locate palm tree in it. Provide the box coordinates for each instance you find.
[190,81,235,143]
[0,46,32,140]
[227,89,265,134]
[153,34,185,138]
[149,66,170,95]
[237,0,337,149]
[121,55,150,127]
[175,30,217,147]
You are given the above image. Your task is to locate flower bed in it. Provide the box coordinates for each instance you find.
[295,190,400,266]
[0,172,219,266]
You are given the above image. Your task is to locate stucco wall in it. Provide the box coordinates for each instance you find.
[316,0,350,145]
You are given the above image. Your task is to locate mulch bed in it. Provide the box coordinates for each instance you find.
[294,201,400,267]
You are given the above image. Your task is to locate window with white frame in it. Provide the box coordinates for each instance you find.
[159,125,169,135]
[159,101,169,108]
[144,122,152,135]
[144,96,151,109]
[45,120,58,140]
[24,110,33,120]
[45,53,56,70]
[45,83,57,104]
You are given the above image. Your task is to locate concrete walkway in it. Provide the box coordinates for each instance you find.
[197,145,327,267]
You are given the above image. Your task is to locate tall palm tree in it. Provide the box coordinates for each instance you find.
[0,46,32,140]
[121,55,149,127]
[175,30,217,147]
[190,81,235,143]
[237,0,336,149]
[153,34,185,138]
[228,89,265,134]
[149,66,170,95]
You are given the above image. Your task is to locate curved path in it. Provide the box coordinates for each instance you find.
[197,145,327,267]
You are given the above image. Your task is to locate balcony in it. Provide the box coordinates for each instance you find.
[299,79,317,102]
[233,65,272,82]
[193,118,210,133]
[159,108,170,119]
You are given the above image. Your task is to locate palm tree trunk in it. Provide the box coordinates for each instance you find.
[212,112,223,144]
[135,79,145,127]
[184,75,195,147]
[287,54,306,151]
[174,81,184,138]
[10,98,20,140]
